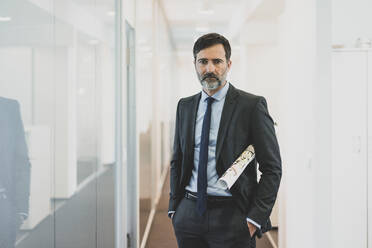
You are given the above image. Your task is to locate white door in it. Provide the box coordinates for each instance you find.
[368,50,372,248]
[332,50,368,248]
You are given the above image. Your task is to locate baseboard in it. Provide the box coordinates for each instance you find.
[140,163,170,248]
[266,231,278,248]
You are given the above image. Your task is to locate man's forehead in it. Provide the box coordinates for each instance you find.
[196,44,226,60]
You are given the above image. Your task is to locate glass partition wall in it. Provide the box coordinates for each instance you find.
[0,0,119,247]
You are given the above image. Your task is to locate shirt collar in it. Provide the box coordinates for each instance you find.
[201,81,230,102]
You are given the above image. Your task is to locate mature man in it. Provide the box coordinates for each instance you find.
[0,97,31,248]
[168,33,282,248]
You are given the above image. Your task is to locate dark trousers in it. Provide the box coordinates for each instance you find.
[172,196,256,248]
[0,197,16,248]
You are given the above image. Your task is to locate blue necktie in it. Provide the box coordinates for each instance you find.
[197,96,214,216]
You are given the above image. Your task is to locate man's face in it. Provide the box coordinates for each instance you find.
[194,44,232,91]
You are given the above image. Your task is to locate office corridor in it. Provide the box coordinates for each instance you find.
[3,0,366,247]
[145,169,277,248]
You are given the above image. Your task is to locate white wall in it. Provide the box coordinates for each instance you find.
[136,0,175,201]
[33,47,55,126]
[0,47,33,124]
[238,43,281,121]
[174,52,200,100]
[277,2,316,244]
[123,0,136,27]
[136,0,154,200]
[332,0,372,47]
[54,46,77,198]
[276,0,333,247]
[99,45,116,164]
[313,0,332,247]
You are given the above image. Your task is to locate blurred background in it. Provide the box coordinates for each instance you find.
[0,0,371,247]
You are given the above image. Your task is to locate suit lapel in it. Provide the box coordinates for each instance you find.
[185,92,201,164]
[190,93,201,150]
[215,84,239,165]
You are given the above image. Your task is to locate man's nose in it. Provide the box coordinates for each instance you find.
[206,62,215,73]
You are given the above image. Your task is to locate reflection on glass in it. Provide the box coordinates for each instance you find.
[0,99,31,248]
[0,0,116,247]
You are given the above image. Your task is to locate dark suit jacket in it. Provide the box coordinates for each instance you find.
[0,97,31,216]
[168,84,282,236]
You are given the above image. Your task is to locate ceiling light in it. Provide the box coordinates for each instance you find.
[138,39,147,45]
[139,45,151,52]
[78,88,86,95]
[106,11,115,16]
[195,26,209,33]
[0,16,11,22]
[89,39,99,45]
[199,9,214,15]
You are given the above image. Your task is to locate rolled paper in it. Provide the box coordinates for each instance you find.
[217,145,255,190]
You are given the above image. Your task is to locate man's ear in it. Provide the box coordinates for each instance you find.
[227,59,232,69]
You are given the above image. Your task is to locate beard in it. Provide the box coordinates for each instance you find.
[197,72,225,90]
[201,77,221,90]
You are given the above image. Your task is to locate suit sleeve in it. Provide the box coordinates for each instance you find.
[13,101,31,216]
[247,97,282,226]
[168,100,183,212]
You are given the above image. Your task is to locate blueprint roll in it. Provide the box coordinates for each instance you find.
[217,145,255,190]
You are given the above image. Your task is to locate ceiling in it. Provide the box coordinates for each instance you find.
[160,0,285,51]
[0,0,115,46]
[160,0,241,50]
[0,0,284,49]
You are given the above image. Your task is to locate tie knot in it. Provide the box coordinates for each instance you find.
[206,97,214,105]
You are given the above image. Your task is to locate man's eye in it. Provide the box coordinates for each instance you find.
[199,60,208,65]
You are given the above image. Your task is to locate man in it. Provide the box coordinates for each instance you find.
[168,33,282,248]
[0,97,31,248]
